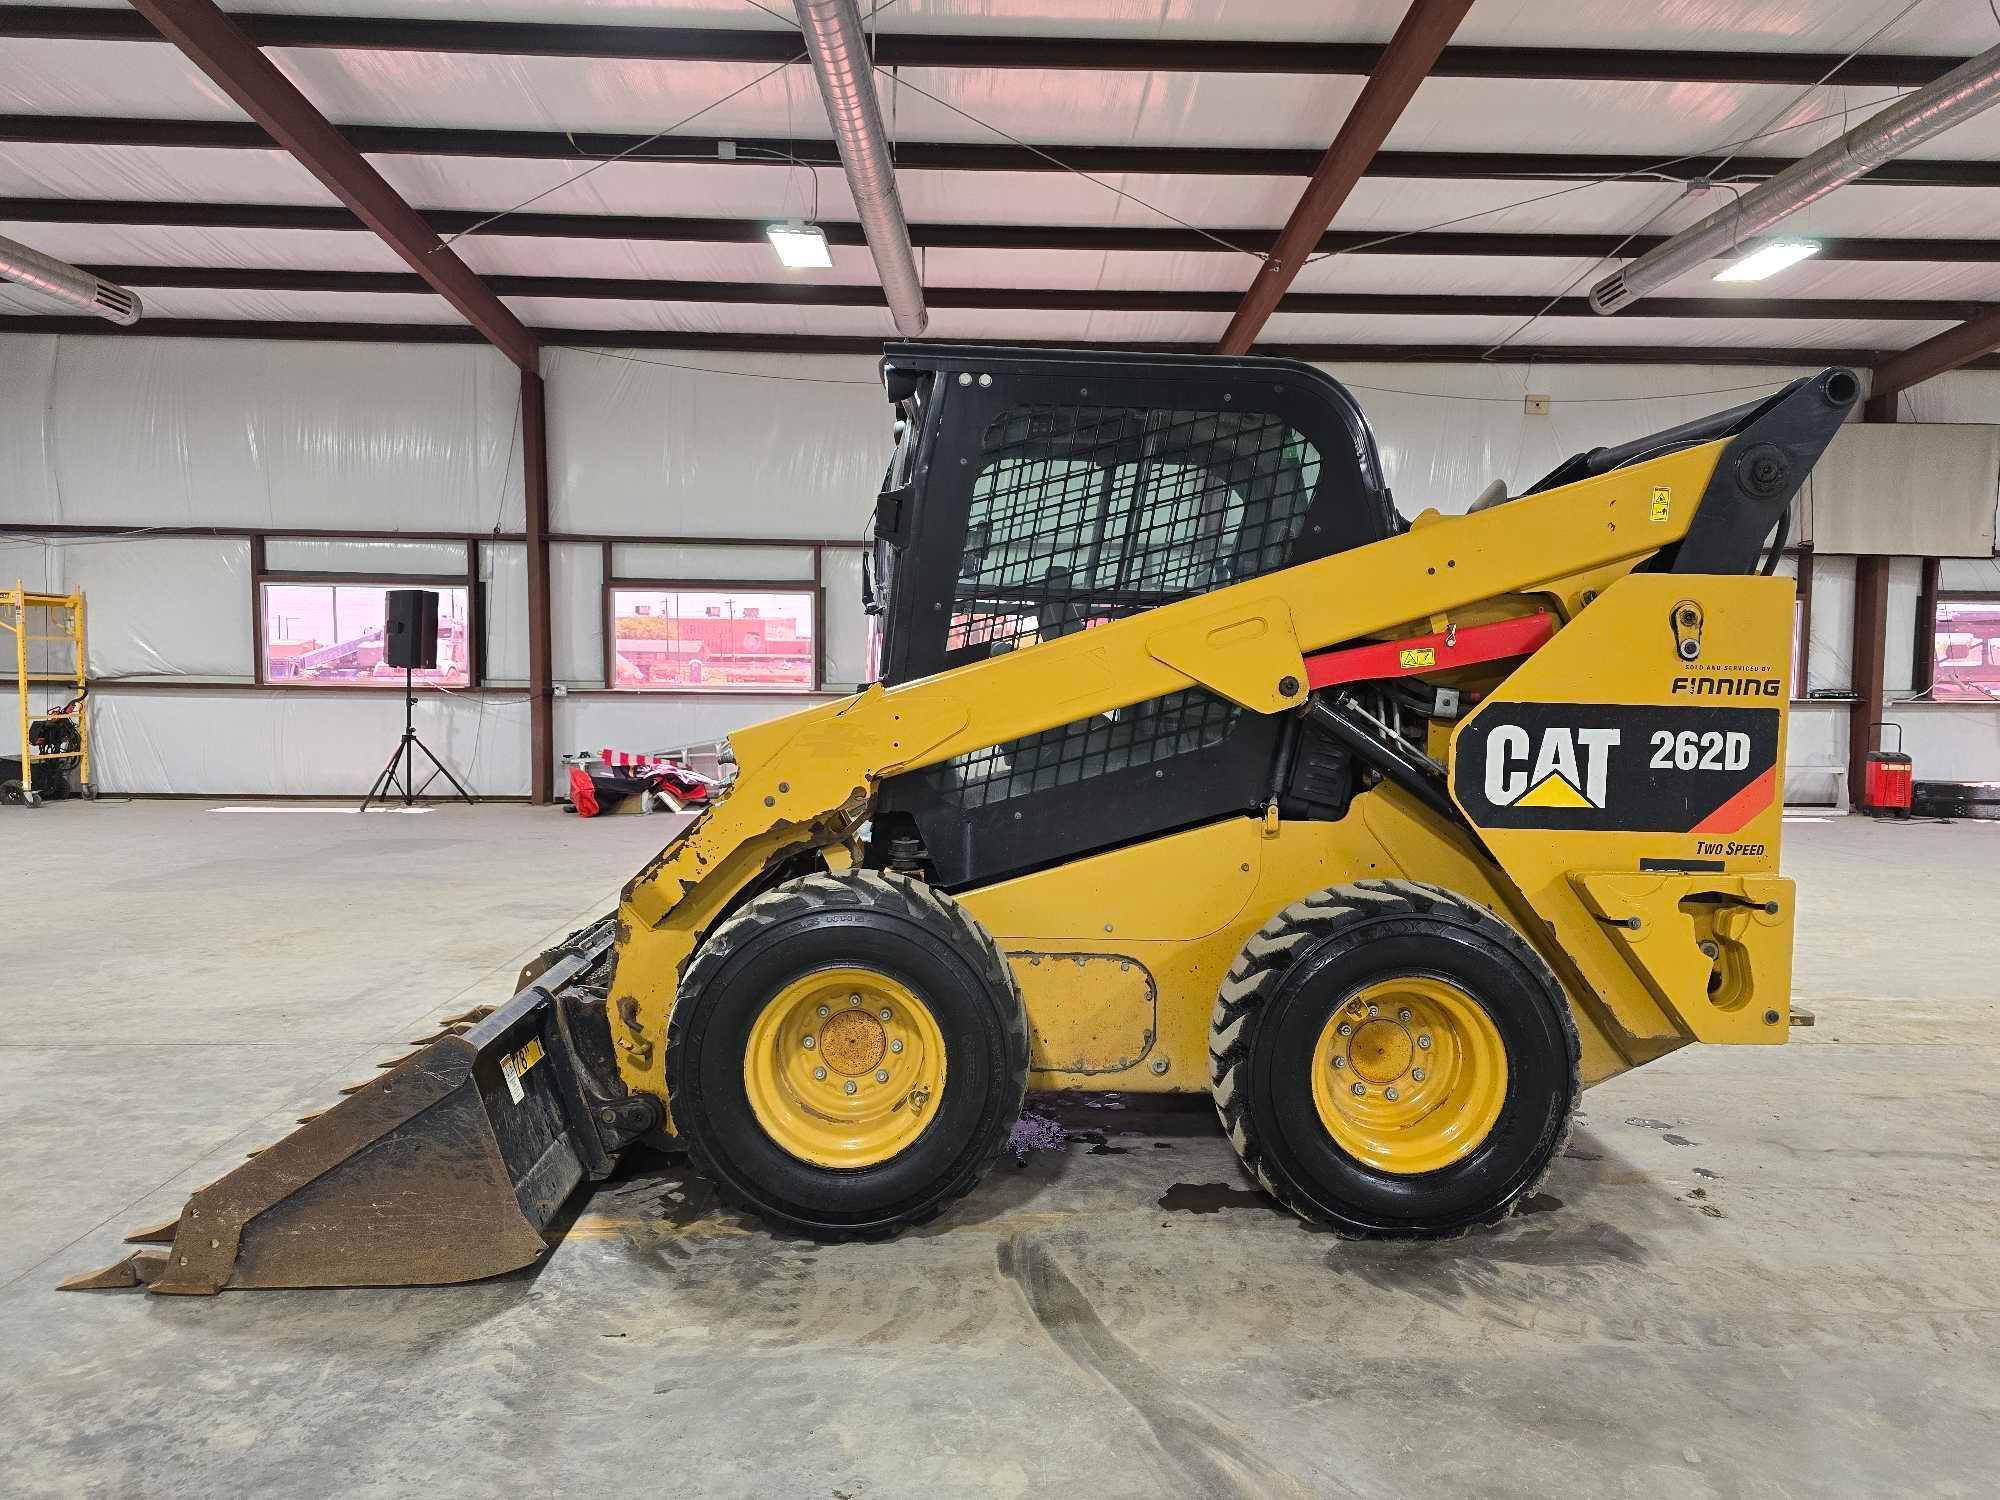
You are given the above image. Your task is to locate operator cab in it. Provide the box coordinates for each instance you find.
[862,343,1403,887]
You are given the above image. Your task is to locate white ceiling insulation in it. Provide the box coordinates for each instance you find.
[12,0,1995,50]
[0,0,1993,363]
[41,0,1984,55]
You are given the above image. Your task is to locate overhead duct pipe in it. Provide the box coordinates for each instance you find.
[1590,42,2000,315]
[0,233,142,324]
[791,0,927,336]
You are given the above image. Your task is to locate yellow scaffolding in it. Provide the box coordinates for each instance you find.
[3,582,91,805]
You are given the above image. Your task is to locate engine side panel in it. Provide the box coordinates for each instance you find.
[1448,571,1796,1047]
[957,792,1638,1093]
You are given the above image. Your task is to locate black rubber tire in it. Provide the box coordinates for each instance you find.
[1209,879,1579,1238]
[667,870,1029,1240]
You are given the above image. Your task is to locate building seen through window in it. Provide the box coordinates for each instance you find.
[260,583,470,686]
[611,588,814,691]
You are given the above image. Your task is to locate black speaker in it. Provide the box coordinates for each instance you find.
[384,589,439,670]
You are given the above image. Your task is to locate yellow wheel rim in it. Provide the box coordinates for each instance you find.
[743,967,948,1169]
[1309,975,1507,1176]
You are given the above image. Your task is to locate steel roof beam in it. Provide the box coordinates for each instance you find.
[63,264,1988,321]
[0,6,1968,86]
[1869,306,2000,406]
[1221,0,1476,353]
[11,115,1991,188]
[122,0,537,369]
[7,198,2000,263]
[9,315,1985,370]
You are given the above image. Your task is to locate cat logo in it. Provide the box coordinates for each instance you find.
[1483,724,1620,811]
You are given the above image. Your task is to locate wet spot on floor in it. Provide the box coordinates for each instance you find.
[1158,1182,1269,1215]
[1662,1134,1697,1147]
[1694,1167,1721,1180]
[1519,1192,1563,1215]
[1625,1118,1676,1131]
[1563,1149,1603,1162]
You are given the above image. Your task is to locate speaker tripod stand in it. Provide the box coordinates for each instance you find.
[360,666,477,810]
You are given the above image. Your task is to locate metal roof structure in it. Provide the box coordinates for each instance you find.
[4,0,2000,385]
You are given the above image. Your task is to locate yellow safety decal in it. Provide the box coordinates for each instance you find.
[1399,645,1437,670]
[499,1038,545,1105]
[1649,486,1672,523]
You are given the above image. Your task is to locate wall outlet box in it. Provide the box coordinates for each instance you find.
[1524,394,1551,416]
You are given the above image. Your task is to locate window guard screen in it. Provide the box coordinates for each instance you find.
[951,404,1322,658]
[928,402,1313,808]
[922,687,1240,811]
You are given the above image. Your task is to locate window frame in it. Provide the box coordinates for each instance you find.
[1762,544,1813,700]
[1927,586,2000,704]
[251,538,483,691]
[601,572,823,695]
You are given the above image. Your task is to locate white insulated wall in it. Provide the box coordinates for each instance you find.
[2,333,1998,797]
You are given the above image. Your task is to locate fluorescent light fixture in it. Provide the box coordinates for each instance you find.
[766,221,833,270]
[1713,240,1821,283]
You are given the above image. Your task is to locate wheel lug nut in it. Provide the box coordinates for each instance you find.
[1417,1035,1432,1050]
[878,1007,892,1021]
[1337,1022,1352,1036]
[1351,1082,1366,1097]
[875,1069,890,1084]
[1367,1004,1379,1017]
[1412,1067,1426,1083]
[1331,1056,1345,1070]
[890,1039,904,1053]
[1398,1008,1412,1022]
[817,1005,829,1018]
[814,1066,827,1081]
[1385,1086,1399,1102]
[843,1079,858,1095]
[849,994,861,1007]
[802,1035,815,1049]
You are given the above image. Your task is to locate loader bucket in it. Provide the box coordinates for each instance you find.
[64,924,642,1294]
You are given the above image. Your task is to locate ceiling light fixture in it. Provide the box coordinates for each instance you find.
[1712,240,1822,283]
[766,221,833,270]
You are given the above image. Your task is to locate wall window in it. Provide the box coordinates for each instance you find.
[609,587,816,691]
[1932,597,2000,701]
[260,582,471,686]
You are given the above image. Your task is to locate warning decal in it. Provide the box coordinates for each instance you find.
[1454,703,1779,832]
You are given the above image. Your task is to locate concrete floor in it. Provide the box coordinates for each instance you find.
[4,802,1998,1498]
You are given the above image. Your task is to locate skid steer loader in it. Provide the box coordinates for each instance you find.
[70,346,1858,1294]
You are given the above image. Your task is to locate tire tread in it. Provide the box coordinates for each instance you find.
[1207,879,1580,1240]
[669,869,1029,1241]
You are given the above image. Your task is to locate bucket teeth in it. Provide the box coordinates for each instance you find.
[59,1249,169,1292]
[338,1080,372,1096]
[438,1005,493,1026]
[123,1217,181,1245]
[296,1109,328,1125]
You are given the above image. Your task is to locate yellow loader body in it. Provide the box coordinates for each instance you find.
[604,457,1796,1112]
